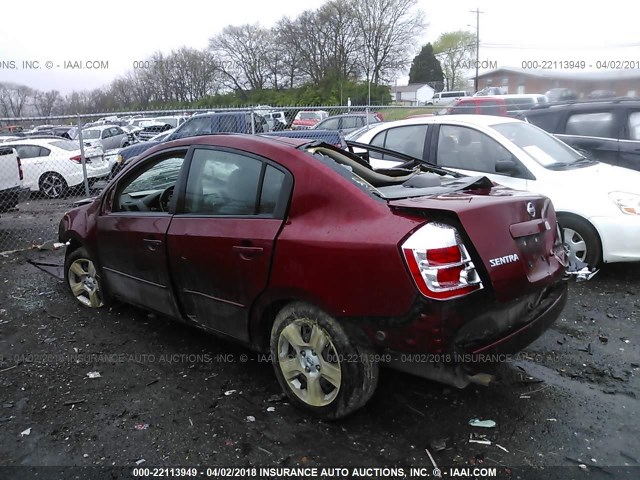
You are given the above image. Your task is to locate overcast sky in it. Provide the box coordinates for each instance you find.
[1,0,639,93]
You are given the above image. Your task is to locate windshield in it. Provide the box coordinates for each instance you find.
[492,121,584,167]
[50,140,80,151]
[155,117,178,128]
[82,129,101,139]
[345,124,378,141]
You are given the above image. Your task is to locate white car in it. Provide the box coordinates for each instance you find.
[2,138,110,198]
[350,115,640,266]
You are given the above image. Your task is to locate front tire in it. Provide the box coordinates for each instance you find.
[558,215,602,267]
[39,172,68,199]
[270,302,379,420]
[64,247,108,308]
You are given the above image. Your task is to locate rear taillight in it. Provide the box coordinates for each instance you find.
[402,222,483,300]
[16,156,23,180]
[69,155,82,163]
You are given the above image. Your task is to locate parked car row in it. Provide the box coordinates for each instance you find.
[346,113,640,268]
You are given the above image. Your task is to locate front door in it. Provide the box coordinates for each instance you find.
[167,147,291,341]
[96,149,188,317]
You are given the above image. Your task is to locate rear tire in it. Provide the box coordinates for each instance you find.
[270,302,379,420]
[558,215,602,267]
[39,172,68,199]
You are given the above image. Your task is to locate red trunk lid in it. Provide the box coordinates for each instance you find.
[389,185,567,301]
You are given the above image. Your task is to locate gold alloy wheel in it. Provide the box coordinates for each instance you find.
[67,258,103,308]
[277,318,342,407]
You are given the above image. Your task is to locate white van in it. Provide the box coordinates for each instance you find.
[429,91,470,106]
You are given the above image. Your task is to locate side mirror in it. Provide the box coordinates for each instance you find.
[495,159,519,176]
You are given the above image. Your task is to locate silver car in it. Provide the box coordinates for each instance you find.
[82,125,130,150]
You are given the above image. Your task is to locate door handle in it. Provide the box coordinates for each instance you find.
[143,238,162,252]
[233,245,264,260]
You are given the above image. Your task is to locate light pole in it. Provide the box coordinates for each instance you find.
[470,8,483,93]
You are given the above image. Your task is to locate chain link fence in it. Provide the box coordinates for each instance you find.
[0,104,443,253]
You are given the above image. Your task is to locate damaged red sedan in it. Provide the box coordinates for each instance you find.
[59,134,568,419]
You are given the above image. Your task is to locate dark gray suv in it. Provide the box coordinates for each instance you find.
[519,98,640,171]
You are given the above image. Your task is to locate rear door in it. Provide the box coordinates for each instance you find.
[618,108,640,171]
[166,147,292,341]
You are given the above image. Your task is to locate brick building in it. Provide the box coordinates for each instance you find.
[476,67,640,98]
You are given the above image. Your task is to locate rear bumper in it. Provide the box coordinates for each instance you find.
[350,279,568,386]
[457,280,568,357]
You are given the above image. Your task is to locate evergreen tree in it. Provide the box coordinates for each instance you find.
[408,43,444,86]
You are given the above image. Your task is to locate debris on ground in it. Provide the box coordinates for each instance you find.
[86,371,101,379]
[35,240,67,251]
[20,428,31,437]
[430,438,447,452]
[566,258,599,282]
[469,418,497,428]
[267,393,286,403]
[495,444,509,453]
[224,389,237,396]
[135,459,146,466]
[246,416,256,422]
[424,448,439,472]
[134,423,149,430]
[266,407,276,412]
[469,433,491,445]
[598,335,609,343]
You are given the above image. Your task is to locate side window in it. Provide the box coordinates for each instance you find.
[382,125,428,159]
[15,145,43,159]
[565,112,615,138]
[321,118,340,130]
[341,117,360,129]
[101,129,111,139]
[525,111,561,133]
[259,165,285,215]
[38,147,51,157]
[451,101,475,114]
[436,125,514,174]
[184,149,262,216]
[481,101,502,115]
[114,152,186,212]
[627,112,640,140]
[171,117,212,140]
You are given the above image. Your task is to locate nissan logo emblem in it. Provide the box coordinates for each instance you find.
[526,202,536,218]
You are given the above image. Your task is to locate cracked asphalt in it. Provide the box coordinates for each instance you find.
[0,198,638,480]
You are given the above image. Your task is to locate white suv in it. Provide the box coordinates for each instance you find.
[0,146,29,211]
[429,91,470,106]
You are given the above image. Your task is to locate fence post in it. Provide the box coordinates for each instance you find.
[76,114,90,197]
[251,110,255,135]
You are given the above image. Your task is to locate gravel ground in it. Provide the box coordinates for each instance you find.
[0,197,638,480]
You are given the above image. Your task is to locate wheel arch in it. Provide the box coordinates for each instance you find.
[556,211,604,264]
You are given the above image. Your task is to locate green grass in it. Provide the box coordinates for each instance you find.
[379,107,439,121]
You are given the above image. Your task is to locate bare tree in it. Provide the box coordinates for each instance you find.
[274,17,308,88]
[318,1,360,82]
[352,0,425,84]
[33,90,61,116]
[209,24,273,93]
[433,31,476,91]
[0,83,33,117]
[167,47,221,102]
